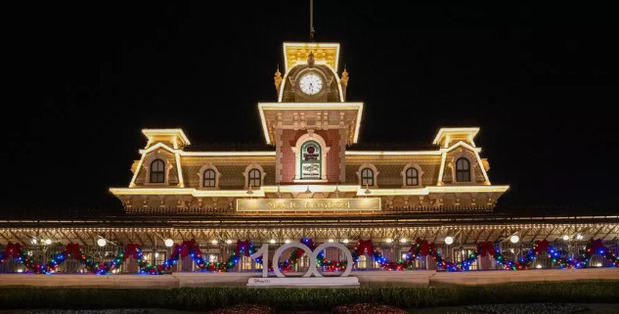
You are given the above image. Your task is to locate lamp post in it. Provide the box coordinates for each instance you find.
[444,236,454,265]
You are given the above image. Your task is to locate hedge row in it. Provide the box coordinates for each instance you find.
[0,281,618,310]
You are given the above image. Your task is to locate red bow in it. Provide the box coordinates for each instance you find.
[236,240,251,257]
[590,239,605,253]
[356,240,373,256]
[172,239,197,259]
[180,240,191,258]
[477,241,496,257]
[534,240,549,254]
[125,244,141,260]
[3,242,21,258]
[64,243,82,258]
[413,238,435,256]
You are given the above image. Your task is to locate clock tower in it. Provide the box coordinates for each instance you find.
[260,42,363,184]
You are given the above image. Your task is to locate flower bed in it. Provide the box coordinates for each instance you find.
[332,303,405,314]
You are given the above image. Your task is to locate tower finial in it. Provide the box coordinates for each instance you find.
[340,66,349,101]
[274,65,282,94]
[307,51,315,67]
[309,0,315,40]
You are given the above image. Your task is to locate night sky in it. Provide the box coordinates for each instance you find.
[3,2,618,215]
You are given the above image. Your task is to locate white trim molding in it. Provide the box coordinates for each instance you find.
[109,184,509,198]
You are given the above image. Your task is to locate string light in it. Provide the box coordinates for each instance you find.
[1,237,616,275]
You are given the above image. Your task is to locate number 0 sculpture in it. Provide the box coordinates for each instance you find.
[250,241,354,278]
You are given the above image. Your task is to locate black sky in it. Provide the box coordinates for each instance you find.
[3,2,618,215]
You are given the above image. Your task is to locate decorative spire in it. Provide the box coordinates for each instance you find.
[307,51,315,67]
[340,67,349,86]
[274,65,282,94]
[309,0,315,41]
[340,66,349,101]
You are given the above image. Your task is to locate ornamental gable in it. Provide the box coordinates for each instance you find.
[442,146,488,185]
[133,149,177,186]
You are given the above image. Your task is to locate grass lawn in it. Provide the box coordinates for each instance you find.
[0,281,617,311]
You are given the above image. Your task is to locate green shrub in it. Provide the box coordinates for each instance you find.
[0,281,617,310]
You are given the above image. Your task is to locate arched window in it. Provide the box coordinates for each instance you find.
[405,167,419,186]
[455,158,471,182]
[300,140,321,179]
[150,159,165,183]
[361,168,374,187]
[248,168,262,188]
[202,169,216,188]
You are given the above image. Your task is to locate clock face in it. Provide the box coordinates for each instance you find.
[298,72,323,95]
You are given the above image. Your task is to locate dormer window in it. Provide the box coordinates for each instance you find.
[198,164,221,189]
[149,159,165,183]
[405,168,419,186]
[202,169,216,187]
[456,157,471,182]
[357,164,379,188]
[361,168,374,187]
[248,168,262,188]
